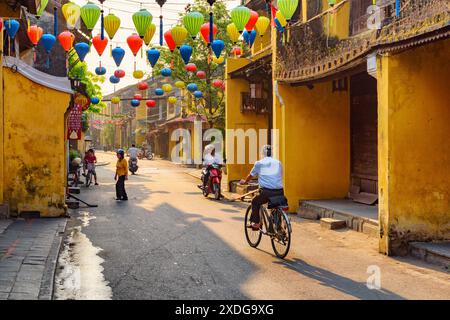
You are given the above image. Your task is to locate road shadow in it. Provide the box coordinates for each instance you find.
[273,258,405,300]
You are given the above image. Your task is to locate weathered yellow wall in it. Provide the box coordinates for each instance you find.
[378,39,450,255]
[2,68,70,217]
[225,58,269,184]
[276,81,350,211]
[0,30,3,204]
[135,102,147,146]
[320,0,350,39]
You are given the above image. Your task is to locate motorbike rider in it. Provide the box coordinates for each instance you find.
[199,144,222,189]
[239,145,284,231]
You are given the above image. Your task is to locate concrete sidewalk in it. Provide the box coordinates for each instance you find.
[0,218,67,300]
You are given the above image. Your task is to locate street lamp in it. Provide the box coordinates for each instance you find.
[70,76,81,91]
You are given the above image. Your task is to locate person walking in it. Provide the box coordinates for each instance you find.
[115,149,128,201]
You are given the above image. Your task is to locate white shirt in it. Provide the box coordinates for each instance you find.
[250,157,283,189]
[128,147,139,159]
[203,154,221,166]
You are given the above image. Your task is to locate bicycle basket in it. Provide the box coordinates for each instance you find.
[267,195,288,209]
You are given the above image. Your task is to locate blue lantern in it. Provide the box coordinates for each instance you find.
[5,20,20,39]
[95,67,106,75]
[160,68,172,77]
[243,30,257,48]
[147,48,160,68]
[211,39,224,59]
[91,97,100,105]
[155,88,164,96]
[274,18,284,33]
[193,91,203,98]
[109,75,120,84]
[179,44,193,65]
[187,83,198,92]
[112,47,125,67]
[40,34,56,53]
[131,99,140,107]
[74,42,90,62]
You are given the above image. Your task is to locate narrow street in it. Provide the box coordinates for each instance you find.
[54,152,450,300]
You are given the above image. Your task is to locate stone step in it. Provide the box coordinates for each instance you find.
[320,218,347,230]
[409,241,450,269]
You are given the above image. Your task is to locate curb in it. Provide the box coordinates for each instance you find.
[96,162,110,167]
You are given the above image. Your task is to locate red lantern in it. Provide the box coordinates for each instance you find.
[164,30,176,52]
[185,63,197,73]
[0,18,3,33]
[196,71,206,79]
[134,93,143,101]
[92,34,108,57]
[138,81,149,91]
[213,79,223,88]
[231,46,241,56]
[27,25,43,45]
[114,69,125,78]
[58,30,75,52]
[127,33,143,56]
[146,100,156,108]
[245,10,259,32]
[200,23,217,44]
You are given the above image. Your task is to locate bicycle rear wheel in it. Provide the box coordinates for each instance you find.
[85,172,92,187]
[244,205,262,248]
[271,209,291,259]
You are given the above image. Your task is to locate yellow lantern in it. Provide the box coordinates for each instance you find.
[212,56,224,65]
[175,81,185,89]
[168,96,177,104]
[111,96,121,104]
[104,13,121,40]
[162,84,173,93]
[62,1,81,29]
[226,23,240,44]
[276,11,287,27]
[255,16,270,37]
[133,70,144,79]
[144,24,156,46]
[170,26,188,48]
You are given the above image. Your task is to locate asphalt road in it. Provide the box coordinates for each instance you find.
[55,152,450,300]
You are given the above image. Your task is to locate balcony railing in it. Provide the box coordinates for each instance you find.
[275,0,450,82]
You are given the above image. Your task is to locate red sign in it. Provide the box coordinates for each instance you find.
[74,93,90,111]
[68,104,82,140]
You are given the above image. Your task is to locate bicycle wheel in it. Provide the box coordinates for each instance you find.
[85,171,92,187]
[271,209,291,259]
[244,205,262,248]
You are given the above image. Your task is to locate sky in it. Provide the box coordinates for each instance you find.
[72,0,240,95]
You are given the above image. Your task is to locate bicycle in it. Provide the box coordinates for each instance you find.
[244,190,292,259]
[85,163,95,187]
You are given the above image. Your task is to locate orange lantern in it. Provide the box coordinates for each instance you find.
[200,23,217,45]
[127,33,143,71]
[92,34,108,57]
[27,25,43,45]
[58,30,74,52]
[164,30,176,52]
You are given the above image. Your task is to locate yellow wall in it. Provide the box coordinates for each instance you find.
[319,0,350,39]
[0,31,3,204]
[275,81,350,211]
[378,39,450,254]
[225,58,269,184]
[135,102,147,146]
[2,68,71,217]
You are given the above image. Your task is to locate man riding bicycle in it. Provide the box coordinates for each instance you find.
[240,145,284,231]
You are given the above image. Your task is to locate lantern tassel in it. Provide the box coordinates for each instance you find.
[53,6,57,36]
[101,10,105,40]
[209,11,213,45]
[159,14,163,46]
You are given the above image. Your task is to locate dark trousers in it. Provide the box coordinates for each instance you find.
[251,188,284,223]
[116,175,128,200]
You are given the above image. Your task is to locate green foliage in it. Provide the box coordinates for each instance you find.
[69,149,81,162]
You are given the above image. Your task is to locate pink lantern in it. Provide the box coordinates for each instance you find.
[196,71,206,79]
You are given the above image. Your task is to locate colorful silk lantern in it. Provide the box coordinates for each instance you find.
[212,56,225,65]
[147,48,160,67]
[80,1,101,31]
[133,70,144,79]
[155,88,164,96]
[227,23,240,44]
[196,71,206,79]
[277,0,299,22]
[183,11,204,39]
[162,84,172,93]
[193,91,203,98]
[91,97,100,105]
[131,99,140,107]
[104,13,121,40]
[110,75,120,84]
[255,16,270,37]
[62,2,81,29]
[168,96,177,104]
[164,30,176,52]
[74,42,90,62]
[146,100,156,108]
[175,81,185,89]
[114,69,125,78]
[187,83,198,92]
[231,6,250,33]
[27,25,43,46]
[245,10,259,32]
[138,81,149,90]
[133,9,153,39]
[58,31,74,52]
[134,94,143,101]
[186,63,197,73]
[160,68,172,77]
[95,67,106,75]
[231,46,242,56]
[243,30,256,48]
[179,44,193,65]
[171,26,188,48]
[127,33,143,71]
[200,23,217,45]
[92,34,108,56]
[144,24,156,46]
[112,47,125,67]
[276,10,288,27]
[213,79,223,88]
[36,0,49,19]
[211,39,224,59]
[111,96,121,104]
[40,33,56,68]
[5,20,20,39]
[275,18,284,33]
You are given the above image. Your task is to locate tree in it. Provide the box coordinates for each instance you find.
[153,0,235,129]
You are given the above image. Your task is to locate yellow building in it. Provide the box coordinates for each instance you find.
[226,0,450,255]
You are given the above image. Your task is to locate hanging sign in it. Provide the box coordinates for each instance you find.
[74,93,91,111]
[68,103,82,140]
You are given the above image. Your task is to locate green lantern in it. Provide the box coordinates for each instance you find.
[231,6,250,34]
[36,0,49,19]
[133,9,153,39]
[277,0,299,22]
[80,1,101,30]
[328,0,337,6]
[183,11,204,39]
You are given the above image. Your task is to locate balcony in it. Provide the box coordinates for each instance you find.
[275,0,450,83]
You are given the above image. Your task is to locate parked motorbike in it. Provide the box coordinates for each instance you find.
[137,149,154,160]
[200,163,222,200]
[129,158,138,175]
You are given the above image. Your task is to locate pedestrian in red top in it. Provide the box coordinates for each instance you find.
[84,148,98,185]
